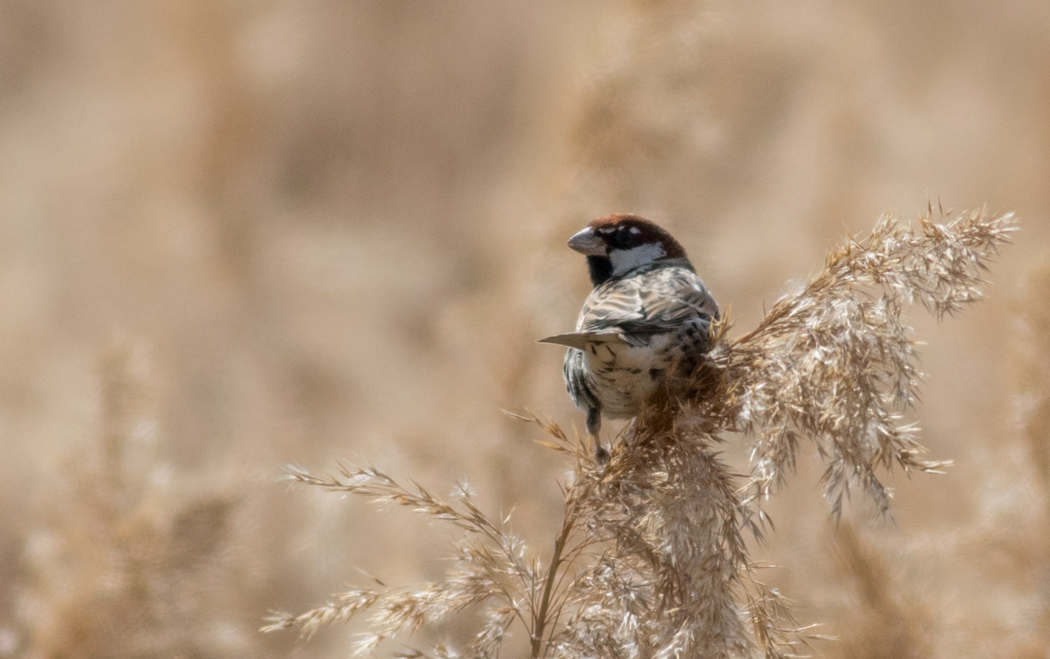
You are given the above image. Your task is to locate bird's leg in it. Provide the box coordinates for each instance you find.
[586,406,608,464]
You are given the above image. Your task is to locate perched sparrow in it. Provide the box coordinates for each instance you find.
[540,214,720,459]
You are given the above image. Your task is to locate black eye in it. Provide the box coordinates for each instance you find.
[613,225,636,249]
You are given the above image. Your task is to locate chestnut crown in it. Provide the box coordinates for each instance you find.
[568,214,691,286]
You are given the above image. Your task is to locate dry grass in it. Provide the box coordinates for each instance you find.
[18,340,268,659]
[827,522,931,659]
[1016,263,1050,492]
[1000,262,1050,654]
[265,208,1013,658]
[715,207,1014,516]
[1,1,1048,657]
[263,427,790,659]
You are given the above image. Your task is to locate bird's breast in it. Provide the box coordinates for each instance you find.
[578,334,675,417]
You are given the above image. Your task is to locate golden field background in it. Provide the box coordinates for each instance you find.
[1,0,1048,656]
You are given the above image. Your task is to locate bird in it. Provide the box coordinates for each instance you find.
[540,214,720,460]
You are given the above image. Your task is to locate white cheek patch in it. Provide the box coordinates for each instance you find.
[609,242,666,276]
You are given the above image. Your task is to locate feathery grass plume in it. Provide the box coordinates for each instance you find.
[263,463,537,657]
[265,422,805,659]
[700,207,1017,516]
[267,207,1012,658]
[543,415,801,659]
[1010,261,1050,649]
[828,522,931,659]
[20,339,262,659]
[570,0,713,212]
[1016,261,1050,491]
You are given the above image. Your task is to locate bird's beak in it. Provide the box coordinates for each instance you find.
[567,227,606,256]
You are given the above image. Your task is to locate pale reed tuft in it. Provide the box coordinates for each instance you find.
[22,339,256,658]
[706,207,1016,516]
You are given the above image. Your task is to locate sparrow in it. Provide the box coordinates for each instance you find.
[540,214,720,459]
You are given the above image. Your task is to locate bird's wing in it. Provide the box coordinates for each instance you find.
[538,331,627,351]
[576,266,719,336]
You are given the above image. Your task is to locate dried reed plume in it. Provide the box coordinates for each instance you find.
[828,522,931,659]
[266,208,1015,658]
[709,206,1015,516]
[1016,262,1050,492]
[21,340,259,658]
[1010,261,1050,650]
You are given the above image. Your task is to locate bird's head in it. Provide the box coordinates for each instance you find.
[567,214,691,286]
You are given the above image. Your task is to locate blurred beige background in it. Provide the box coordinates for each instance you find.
[2,0,1048,656]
